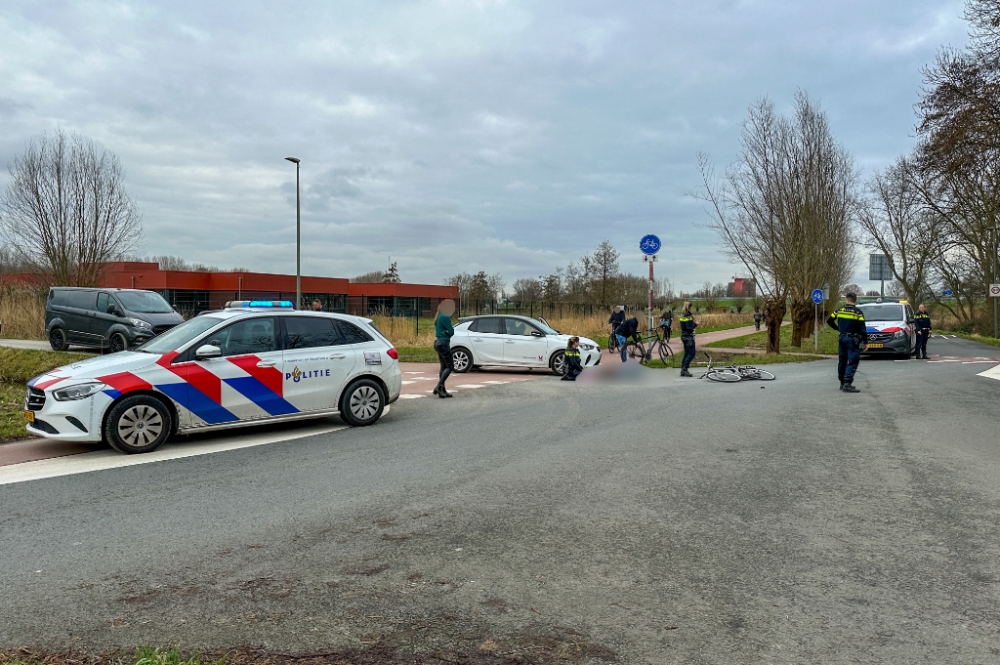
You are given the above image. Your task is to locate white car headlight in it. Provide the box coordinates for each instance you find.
[52,382,106,401]
[129,318,152,329]
[580,343,597,351]
[893,330,905,339]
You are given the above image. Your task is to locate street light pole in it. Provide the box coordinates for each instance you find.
[992,226,999,339]
[285,157,301,309]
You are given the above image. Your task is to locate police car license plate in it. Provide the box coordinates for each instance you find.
[24,410,34,423]
[867,344,883,349]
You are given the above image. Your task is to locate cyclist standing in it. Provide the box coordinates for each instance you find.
[679,301,698,377]
[659,307,673,338]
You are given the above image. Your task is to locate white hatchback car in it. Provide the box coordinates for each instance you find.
[24,302,402,454]
[449,315,601,375]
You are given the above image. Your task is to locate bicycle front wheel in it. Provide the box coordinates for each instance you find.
[626,341,647,363]
[707,370,741,383]
[607,335,620,353]
[657,340,674,365]
[754,369,775,381]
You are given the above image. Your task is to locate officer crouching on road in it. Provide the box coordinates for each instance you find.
[913,303,932,359]
[826,292,868,393]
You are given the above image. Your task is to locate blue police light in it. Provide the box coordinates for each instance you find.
[225,300,295,309]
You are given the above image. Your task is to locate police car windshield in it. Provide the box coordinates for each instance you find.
[135,316,223,354]
[859,304,904,321]
[116,291,173,314]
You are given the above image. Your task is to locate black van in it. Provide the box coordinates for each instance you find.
[46,287,185,352]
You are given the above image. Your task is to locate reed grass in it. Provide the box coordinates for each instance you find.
[0,286,46,340]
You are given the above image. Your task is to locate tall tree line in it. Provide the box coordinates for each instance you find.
[861,0,1000,330]
[701,92,856,353]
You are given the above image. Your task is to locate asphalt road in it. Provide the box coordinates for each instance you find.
[2,335,1000,663]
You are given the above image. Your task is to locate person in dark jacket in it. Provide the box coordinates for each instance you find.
[608,306,625,335]
[678,301,698,377]
[616,316,640,362]
[753,309,762,331]
[659,308,673,338]
[826,292,868,393]
[562,337,584,381]
[433,299,456,398]
[913,303,932,359]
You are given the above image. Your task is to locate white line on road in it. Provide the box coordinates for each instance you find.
[0,422,350,486]
[398,394,425,399]
[976,364,1000,381]
[455,384,485,389]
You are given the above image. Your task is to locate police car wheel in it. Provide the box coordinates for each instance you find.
[451,347,472,373]
[109,332,128,354]
[550,350,567,375]
[339,379,385,427]
[49,328,67,351]
[104,395,172,454]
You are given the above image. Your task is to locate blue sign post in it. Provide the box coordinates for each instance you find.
[640,235,662,337]
[640,234,661,255]
[811,289,825,352]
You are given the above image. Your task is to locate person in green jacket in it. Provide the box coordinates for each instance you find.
[433,299,456,398]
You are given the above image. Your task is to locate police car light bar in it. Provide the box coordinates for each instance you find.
[225,300,295,309]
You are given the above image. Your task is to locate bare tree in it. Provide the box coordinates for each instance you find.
[700,93,857,352]
[0,129,142,286]
[858,157,943,305]
[581,240,620,305]
[511,277,542,301]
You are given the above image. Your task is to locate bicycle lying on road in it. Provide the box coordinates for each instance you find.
[697,353,775,382]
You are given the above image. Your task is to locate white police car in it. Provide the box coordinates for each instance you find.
[24,302,402,454]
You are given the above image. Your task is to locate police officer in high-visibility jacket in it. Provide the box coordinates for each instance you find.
[913,303,932,359]
[678,301,698,377]
[826,292,868,393]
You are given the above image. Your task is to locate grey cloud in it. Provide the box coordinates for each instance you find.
[0,0,970,292]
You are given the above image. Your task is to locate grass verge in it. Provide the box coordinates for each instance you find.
[0,347,89,443]
[944,331,1000,349]
[396,346,440,363]
[643,350,826,369]
[706,324,841,355]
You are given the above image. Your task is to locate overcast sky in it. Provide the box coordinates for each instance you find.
[0,0,970,291]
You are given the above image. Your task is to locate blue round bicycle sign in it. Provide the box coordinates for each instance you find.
[811,288,824,304]
[640,234,661,255]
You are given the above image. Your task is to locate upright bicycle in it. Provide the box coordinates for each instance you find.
[624,326,674,366]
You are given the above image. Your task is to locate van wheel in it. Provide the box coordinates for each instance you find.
[49,328,67,351]
[340,379,386,427]
[104,395,172,454]
[109,332,128,353]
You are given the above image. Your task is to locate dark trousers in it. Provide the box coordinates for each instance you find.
[681,335,696,370]
[563,367,582,380]
[837,335,861,384]
[434,340,453,386]
[914,330,929,357]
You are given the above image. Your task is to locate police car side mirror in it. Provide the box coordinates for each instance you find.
[195,344,222,360]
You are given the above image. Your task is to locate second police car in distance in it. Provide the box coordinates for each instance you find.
[24,301,402,454]
[449,315,601,375]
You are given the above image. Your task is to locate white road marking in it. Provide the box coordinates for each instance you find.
[483,381,509,384]
[976,364,1000,381]
[398,394,425,399]
[456,384,485,389]
[962,361,997,364]
[0,422,351,486]
[401,380,416,385]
